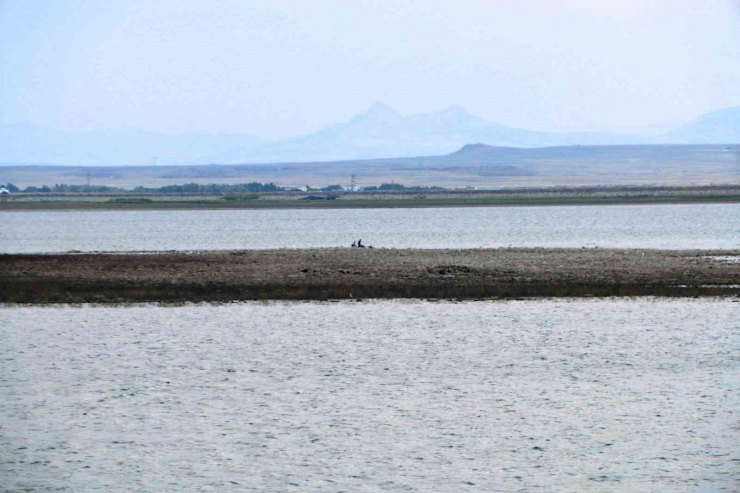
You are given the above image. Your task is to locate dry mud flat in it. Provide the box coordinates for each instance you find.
[2,248,740,303]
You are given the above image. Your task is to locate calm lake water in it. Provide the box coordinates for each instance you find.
[2,203,739,253]
[1,299,738,492]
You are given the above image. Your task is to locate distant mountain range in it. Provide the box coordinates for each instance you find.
[1,104,739,166]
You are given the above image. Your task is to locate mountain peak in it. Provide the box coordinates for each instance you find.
[365,102,399,116]
[441,104,468,114]
[347,102,402,127]
[460,143,492,151]
[428,104,482,125]
[449,143,497,155]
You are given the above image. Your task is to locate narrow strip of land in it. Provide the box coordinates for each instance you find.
[3,195,740,211]
[2,185,739,211]
[2,249,738,303]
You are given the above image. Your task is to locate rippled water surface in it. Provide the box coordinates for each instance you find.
[2,299,738,492]
[2,203,739,252]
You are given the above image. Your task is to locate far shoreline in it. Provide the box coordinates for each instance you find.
[2,192,740,211]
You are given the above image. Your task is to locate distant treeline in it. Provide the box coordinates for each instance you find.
[306,183,445,191]
[2,181,446,194]
[1,182,282,193]
[2,183,123,193]
[133,182,283,193]
[364,183,446,191]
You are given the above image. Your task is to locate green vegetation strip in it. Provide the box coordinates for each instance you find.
[2,193,740,210]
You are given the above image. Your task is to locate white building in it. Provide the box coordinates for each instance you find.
[0,187,10,195]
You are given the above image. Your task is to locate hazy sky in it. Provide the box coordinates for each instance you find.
[1,0,739,139]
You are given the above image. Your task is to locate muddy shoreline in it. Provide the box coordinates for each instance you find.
[2,248,739,303]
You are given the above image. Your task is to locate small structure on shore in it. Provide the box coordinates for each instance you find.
[0,187,9,196]
[344,174,364,192]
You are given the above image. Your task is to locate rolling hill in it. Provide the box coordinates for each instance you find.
[2,144,736,189]
[1,105,738,167]
[658,107,740,144]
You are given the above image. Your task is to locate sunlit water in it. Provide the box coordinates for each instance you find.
[2,299,738,492]
[2,203,739,253]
